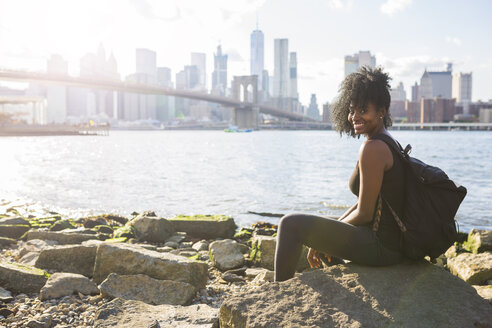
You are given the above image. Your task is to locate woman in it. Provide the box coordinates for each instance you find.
[274,66,405,282]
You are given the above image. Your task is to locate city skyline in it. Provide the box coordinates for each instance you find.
[0,0,491,106]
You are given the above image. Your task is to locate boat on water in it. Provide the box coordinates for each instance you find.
[224,126,254,133]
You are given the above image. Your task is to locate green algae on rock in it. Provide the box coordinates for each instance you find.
[168,215,237,239]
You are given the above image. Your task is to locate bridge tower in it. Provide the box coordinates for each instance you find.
[232,75,259,129]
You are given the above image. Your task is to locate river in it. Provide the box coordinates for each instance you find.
[0,130,490,231]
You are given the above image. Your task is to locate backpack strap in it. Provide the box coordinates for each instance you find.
[369,133,409,234]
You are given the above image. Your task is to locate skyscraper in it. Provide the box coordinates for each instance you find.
[273,38,289,98]
[212,45,228,96]
[419,65,452,99]
[306,94,320,120]
[289,52,298,100]
[344,51,376,77]
[191,52,206,91]
[250,29,264,90]
[46,54,68,123]
[452,72,472,114]
[136,48,157,78]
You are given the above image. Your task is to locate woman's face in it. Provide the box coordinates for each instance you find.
[347,102,385,137]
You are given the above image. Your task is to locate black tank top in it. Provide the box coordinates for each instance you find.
[349,134,404,252]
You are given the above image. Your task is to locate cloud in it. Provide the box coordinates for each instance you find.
[380,0,412,17]
[326,0,354,11]
[445,36,462,46]
[129,0,181,22]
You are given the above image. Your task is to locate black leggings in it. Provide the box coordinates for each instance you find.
[274,213,404,281]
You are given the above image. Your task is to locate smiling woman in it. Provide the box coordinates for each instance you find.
[274,66,406,282]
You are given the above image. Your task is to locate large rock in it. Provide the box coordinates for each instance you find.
[168,215,237,239]
[0,225,30,239]
[39,272,99,300]
[249,235,311,272]
[35,245,97,277]
[99,273,195,305]
[92,243,208,291]
[465,229,492,254]
[18,239,59,258]
[219,262,492,328]
[131,215,173,243]
[0,261,49,293]
[26,230,98,244]
[448,251,492,284]
[209,239,244,271]
[0,217,30,226]
[94,298,219,328]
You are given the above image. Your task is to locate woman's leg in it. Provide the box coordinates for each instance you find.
[274,213,403,282]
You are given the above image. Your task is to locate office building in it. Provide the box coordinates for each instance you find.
[250,29,264,90]
[156,67,175,121]
[390,82,407,118]
[289,52,298,100]
[322,103,331,122]
[411,82,419,102]
[452,72,472,114]
[419,64,452,99]
[191,52,206,91]
[273,38,289,98]
[306,94,320,120]
[344,51,376,77]
[212,45,228,96]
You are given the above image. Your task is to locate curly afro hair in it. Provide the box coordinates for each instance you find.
[331,66,393,137]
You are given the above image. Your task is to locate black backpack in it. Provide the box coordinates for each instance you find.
[371,134,467,260]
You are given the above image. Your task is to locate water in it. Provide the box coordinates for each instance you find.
[0,130,490,231]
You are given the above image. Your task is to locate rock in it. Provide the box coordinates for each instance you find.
[35,245,97,277]
[168,215,237,239]
[221,273,244,283]
[92,243,208,291]
[0,224,30,239]
[131,214,173,243]
[99,273,196,305]
[18,239,59,258]
[49,219,76,231]
[465,229,492,254]
[19,251,40,265]
[26,230,98,244]
[448,252,492,285]
[0,286,13,302]
[0,261,49,293]
[473,285,492,305]
[166,233,187,244]
[0,236,16,247]
[251,270,275,285]
[156,246,174,253]
[249,235,309,271]
[225,267,247,276]
[178,250,198,258]
[83,216,109,228]
[198,250,210,261]
[39,272,99,300]
[219,262,492,328]
[192,240,209,252]
[94,225,114,234]
[25,314,52,328]
[93,298,219,328]
[164,241,179,249]
[245,267,269,279]
[209,239,244,271]
[236,242,250,254]
[0,217,30,226]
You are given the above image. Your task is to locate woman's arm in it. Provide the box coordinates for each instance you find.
[341,139,392,226]
[338,202,358,221]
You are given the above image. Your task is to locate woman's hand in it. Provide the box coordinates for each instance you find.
[307,248,322,268]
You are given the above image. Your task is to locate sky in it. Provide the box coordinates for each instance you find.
[0,0,491,106]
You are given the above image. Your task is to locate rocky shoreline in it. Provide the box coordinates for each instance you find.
[0,205,491,327]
